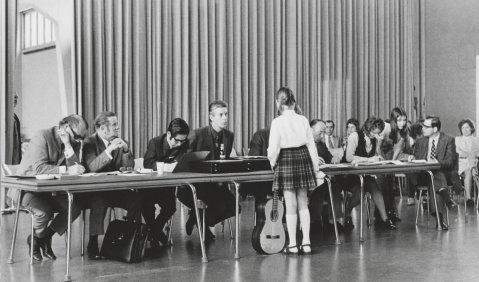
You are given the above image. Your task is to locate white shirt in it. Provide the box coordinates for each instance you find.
[267,110,320,172]
[427,134,440,161]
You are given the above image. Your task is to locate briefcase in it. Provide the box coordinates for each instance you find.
[190,159,246,173]
[239,158,271,171]
[100,220,149,263]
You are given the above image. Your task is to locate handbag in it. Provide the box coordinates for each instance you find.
[100,220,150,263]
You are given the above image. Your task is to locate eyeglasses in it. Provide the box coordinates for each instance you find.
[172,136,187,143]
[422,124,433,129]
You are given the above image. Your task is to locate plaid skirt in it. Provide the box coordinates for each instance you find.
[272,145,317,191]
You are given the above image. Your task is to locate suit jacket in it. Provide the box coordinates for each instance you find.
[82,133,134,172]
[248,128,270,157]
[188,126,234,160]
[322,135,340,149]
[143,133,189,169]
[414,132,461,189]
[8,126,81,201]
[316,141,333,164]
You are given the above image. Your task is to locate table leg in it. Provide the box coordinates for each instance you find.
[7,191,22,264]
[359,175,364,242]
[426,170,442,231]
[231,181,240,259]
[186,184,208,263]
[325,177,341,245]
[64,192,73,282]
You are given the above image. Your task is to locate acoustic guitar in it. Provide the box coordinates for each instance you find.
[251,189,286,254]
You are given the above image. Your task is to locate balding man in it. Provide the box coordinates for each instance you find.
[309,119,344,232]
[9,115,88,262]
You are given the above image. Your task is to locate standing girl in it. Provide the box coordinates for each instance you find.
[267,87,323,254]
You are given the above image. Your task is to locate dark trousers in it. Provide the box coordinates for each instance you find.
[409,171,447,214]
[140,187,177,231]
[177,183,237,227]
[21,192,82,238]
[379,174,396,213]
[85,190,142,235]
[309,180,344,222]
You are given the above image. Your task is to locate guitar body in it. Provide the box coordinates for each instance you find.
[252,193,286,254]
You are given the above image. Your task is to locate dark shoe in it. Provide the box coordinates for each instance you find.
[466,199,474,207]
[344,216,354,230]
[186,214,196,236]
[156,230,169,246]
[27,235,43,262]
[436,213,449,231]
[87,240,102,260]
[387,211,401,223]
[204,227,216,241]
[40,236,56,260]
[376,219,397,230]
[446,198,458,209]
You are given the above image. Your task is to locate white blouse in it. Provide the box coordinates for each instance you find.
[267,110,320,172]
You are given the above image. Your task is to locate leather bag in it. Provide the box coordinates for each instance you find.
[100,220,149,263]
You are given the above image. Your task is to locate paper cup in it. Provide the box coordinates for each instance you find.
[156,162,165,176]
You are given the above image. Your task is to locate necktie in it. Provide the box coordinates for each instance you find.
[328,136,334,149]
[430,139,436,160]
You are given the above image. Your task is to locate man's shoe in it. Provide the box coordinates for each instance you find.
[376,219,397,230]
[436,213,449,231]
[157,230,169,246]
[27,235,43,262]
[40,236,56,260]
[344,216,354,230]
[387,211,401,223]
[87,240,102,260]
[446,199,458,209]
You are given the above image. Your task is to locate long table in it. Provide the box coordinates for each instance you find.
[320,161,442,241]
[1,162,441,282]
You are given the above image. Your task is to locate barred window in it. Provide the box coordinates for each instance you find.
[22,9,56,52]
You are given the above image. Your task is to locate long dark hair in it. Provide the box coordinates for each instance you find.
[389,107,408,143]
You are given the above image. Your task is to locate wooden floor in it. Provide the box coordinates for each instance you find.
[1,196,479,282]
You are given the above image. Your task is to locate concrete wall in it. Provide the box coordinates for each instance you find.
[19,47,62,139]
[425,0,479,136]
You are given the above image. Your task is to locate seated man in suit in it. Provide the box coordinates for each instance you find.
[177,100,237,240]
[8,114,87,261]
[82,111,142,258]
[141,118,190,247]
[410,115,458,230]
[239,127,273,213]
[308,119,344,232]
[324,120,340,150]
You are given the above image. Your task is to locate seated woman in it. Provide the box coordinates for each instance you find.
[341,117,396,230]
[455,119,479,207]
[342,118,360,150]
